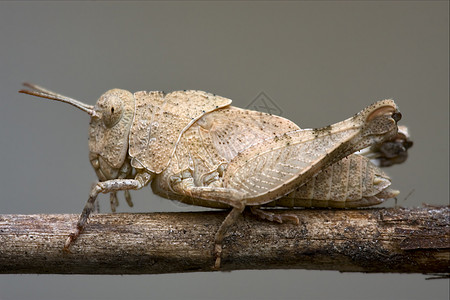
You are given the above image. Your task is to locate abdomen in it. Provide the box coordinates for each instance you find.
[265,154,399,208]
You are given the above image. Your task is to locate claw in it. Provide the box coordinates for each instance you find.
[63,230,80,252]
[110,192,119,212]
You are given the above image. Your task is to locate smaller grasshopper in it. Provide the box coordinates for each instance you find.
[20,83,404,268]
[357,125,412,167]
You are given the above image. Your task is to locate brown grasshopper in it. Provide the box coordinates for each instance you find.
[20,83,404,269]
[357,125,412,167]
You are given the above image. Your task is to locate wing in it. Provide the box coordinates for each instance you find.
[198,106,301,162]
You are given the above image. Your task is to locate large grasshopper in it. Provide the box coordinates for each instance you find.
[20,83,405,268]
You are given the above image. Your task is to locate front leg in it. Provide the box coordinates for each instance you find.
[64,172,152,251]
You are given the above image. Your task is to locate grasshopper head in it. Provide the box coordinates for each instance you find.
[19,83,135,181]
[88,89,135,180]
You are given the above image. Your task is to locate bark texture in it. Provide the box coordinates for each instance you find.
[0,206,448,275]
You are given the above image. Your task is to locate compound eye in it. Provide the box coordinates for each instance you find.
[102,96,124,128]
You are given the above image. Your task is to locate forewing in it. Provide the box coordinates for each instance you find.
[199,106,300,161]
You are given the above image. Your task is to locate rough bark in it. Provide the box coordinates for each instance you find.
[0,206,448,275]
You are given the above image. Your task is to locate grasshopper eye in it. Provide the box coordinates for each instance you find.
[101,96,124,128]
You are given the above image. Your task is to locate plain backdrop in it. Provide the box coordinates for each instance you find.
[0,2,448,300]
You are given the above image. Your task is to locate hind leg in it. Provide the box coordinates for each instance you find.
[249,206,300,224]
[171,180,246,269]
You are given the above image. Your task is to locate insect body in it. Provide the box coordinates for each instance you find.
[20,83,403,269]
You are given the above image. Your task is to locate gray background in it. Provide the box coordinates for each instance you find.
[0,1,448,299]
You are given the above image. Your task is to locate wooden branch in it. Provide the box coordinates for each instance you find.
[0,206,448,275]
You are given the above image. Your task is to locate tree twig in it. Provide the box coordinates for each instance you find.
[0,206,448,275]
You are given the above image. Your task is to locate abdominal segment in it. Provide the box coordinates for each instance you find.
[266,154,399,208]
